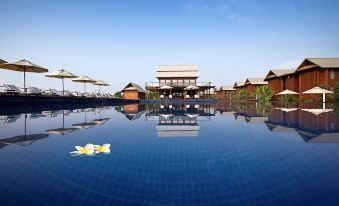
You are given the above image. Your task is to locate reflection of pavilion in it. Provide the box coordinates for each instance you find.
[265,108,339,143]
[146,104,215,137]
[121,104,146,121]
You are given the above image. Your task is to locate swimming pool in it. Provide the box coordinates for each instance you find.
[0,103,338,205]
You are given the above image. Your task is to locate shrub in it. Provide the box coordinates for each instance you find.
[255,85,274,102]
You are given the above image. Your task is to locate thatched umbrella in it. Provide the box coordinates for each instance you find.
[94,80,110,94]
[302,87,333,103]
[72,76,96,93]
[276,89,299,95]
[45,69,78,95]
[0,59,48,92]
[0,59,7,64]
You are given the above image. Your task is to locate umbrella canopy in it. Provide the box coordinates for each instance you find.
[72,76,96,93]
[73,122,97,129]
[184,85,199,90]
[46,69,78,95]
[94,80,110,86]
[46,128,78,136]
[0,59,48,92]
[301,108,333,116]
[94,80,110,93]
[93,118,111,125]
[159,85,173,90]
[303,87,333,94]
[276,89,299,95]
[302,87,334,103]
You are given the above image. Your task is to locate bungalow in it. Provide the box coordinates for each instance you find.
[233,82,245,91]
[264,69,297,100]
[121,82,146,100]
[215,86,235,100]
[243,78,268,94]
[296,58,339,100]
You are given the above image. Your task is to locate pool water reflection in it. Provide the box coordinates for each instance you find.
[0,103,339,205]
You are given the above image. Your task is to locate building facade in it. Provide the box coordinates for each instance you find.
[215,86,235,100]
[121,82,146,100]
[264,69,298,100]
[145,65,214,99]
[243,78,268,94]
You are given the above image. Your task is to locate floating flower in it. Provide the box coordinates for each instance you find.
[95,144,110,154]
[70,144,95,156]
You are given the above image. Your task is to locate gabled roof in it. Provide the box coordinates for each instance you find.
[234,82,245,87]
[296,58,339,72]
[122,82,146,93]
[264,69,295,80]
[244,78,268,85]
[0,59,7,64]
[216,86,235,91]
[156,65,199,78]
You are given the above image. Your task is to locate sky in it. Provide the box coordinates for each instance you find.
[1,0,339,93]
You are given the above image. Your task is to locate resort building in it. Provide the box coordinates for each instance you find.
[145,65,214,99]
[215,86,235,100]
[233,82,245,91]
[243,78,268,93]
[121,82,146,100]
[264,69,297,100]
[295,58,339,99]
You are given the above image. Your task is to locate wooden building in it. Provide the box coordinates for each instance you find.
[233,82,245,91]
[145,65,214,99]
[243,78,268,94]
[121,82,146,100]
[215,86,235,100]
[296,58,339,100]
[264,69,297,100]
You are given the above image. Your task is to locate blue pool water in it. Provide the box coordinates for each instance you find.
[0,103,339,206]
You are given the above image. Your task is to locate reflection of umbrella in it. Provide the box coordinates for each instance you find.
[276,89,299,95]
[72,110,96,129]
[0,114,49,147]
[301,108,333,116]
[303,87,333,103]
[276,108,298,112]
[159,114,173,119]
[45,69,78,95]
[72,76,96,93]
[93,118,111,125]
[46,110,78,136]
[0,59,48,92]
[94,80,110,93]
[185,114,200,119]
[0,59,7,64]
[0,133,49,146]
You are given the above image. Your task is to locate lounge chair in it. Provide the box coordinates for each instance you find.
[160,95,164,99]
[169,95,173,99]
[0,84,21,94]
[27,87,42,95]
[63,90,76,96]
[44,89,60,96]
[185,95,190,99]
[186,105,190,109]
[194,94,200,99]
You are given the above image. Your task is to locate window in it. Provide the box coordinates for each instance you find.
[330,69,335,80]
[160,79,165,83]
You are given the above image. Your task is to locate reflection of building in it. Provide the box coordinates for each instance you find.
[121,82,146,100]
[145,104,215,137]
[145,65,214,99]
[265,109,339,143]
[121,104,146,121]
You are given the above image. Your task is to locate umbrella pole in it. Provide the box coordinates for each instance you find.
[62,110,65,128]
[62,77,64,96]
[323,92,325,103]
[84,83,86,93]
[23,69,26,93]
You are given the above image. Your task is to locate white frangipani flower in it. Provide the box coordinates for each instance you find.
[70,144,95,156]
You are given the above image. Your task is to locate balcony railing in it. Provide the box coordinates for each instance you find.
[145,82,212,88]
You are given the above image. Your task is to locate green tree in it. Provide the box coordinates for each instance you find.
[255,85,274,102]
[334,83,339,103]
[114,91,122,98]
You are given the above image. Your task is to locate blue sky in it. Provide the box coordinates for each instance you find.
[0,0,339,92]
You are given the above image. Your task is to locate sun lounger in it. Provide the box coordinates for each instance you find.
[26,87,42,95]
[160,95,164,99]
[194,94,200,99]
[169,95,173,99]
[186,95,190,99]
[44,89,60,96]
[0,84,21,94]
[63,90,74,97]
